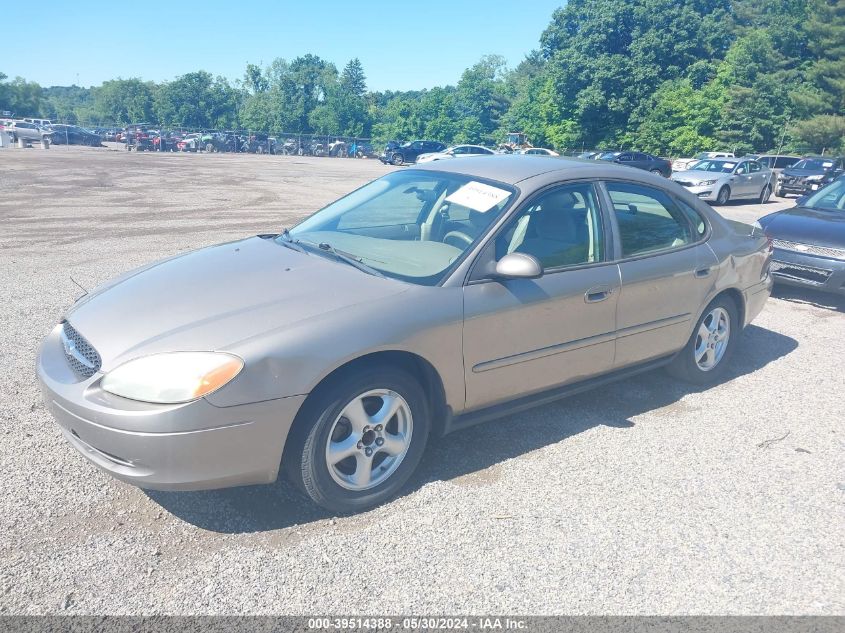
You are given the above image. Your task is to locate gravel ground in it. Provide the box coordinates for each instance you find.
[0,146,842,615]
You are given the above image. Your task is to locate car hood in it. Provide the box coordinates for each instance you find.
[671,169,726,181]
[781,167,828,178]
[761,207,845,248]
[66,236,408,370]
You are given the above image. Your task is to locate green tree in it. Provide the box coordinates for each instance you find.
[91,79,154,125]
[154,71,240,129]
[0,73,42,117]
[792,114,845,153]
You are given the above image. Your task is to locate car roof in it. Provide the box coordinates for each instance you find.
[412,154,620,185]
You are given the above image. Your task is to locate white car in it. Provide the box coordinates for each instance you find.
[416,144,494,163]
[672,151,735,172]
[23,117,52,129]
[518,147,560,156]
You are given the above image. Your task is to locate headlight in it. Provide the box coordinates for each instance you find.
[698,179,717,186]
[101,352,243,404]
[805,174,824,182]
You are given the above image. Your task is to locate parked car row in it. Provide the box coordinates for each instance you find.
[0,119,104,147]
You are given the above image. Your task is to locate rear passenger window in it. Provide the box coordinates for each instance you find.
[676,199,708,238]
[606,182,694,257]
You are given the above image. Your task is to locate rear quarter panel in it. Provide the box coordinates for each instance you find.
[704,218,772,327]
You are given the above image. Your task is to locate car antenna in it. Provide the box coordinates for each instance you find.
[766,118,790,191]
[69,275,88,297]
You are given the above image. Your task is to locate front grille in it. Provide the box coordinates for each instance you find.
[772,239,845,260]
[770,260,832,285]
[674,180,696,187]
[60,321,101,378]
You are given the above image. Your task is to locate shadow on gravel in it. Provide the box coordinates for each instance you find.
[147,323,797,533]
[772,285,845,313]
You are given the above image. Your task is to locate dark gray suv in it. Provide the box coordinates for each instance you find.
[380,140,446,165]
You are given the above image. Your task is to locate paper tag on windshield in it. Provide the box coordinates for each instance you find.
[446,181,510,212]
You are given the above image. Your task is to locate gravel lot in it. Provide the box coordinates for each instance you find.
[1,146,843,615]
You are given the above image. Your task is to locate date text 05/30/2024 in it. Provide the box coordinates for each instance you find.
[307,617,527,630]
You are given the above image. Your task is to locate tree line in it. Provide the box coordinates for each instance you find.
[1,0,843,156]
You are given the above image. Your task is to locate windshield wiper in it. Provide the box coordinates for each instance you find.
[310,240,385,278]
[278,228,307,253]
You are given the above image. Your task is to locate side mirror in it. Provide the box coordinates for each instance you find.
[494,253,544,280]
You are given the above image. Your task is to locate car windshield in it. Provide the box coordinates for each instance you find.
[690,160,736,173]
[598,152,619,160]
[693,152,711,159]
[793,158,833,170]
[804,179,845,211]
[287,170,515,285]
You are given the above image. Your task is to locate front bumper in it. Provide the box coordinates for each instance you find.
[673,182,718,201]
[777,179,825,196]
[37,324,306,491]
[769,248,845,296]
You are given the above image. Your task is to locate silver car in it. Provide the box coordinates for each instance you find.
[38,156,772,513]
[416,144,495,163]
[671,158,774,205]
[7,120,51,144]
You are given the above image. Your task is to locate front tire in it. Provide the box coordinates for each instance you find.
[776,187,785,197]
[715,186,730,205]
[284,367,430,513]
[391,153,404,166]
[666,295,738,385]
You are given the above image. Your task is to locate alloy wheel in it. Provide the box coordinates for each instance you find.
[694,307,731,371]
[325,389,413,491]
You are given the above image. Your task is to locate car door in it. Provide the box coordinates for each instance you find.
[616,153,634,166]
[462,182,620,410]
[603,181,718,368]
[731,161,756,198]
[407,141,424,161]
[631,152,651,171]
[750,160,772,194]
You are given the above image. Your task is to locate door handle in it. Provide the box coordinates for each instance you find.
[695,267,711,278]
[585,286,613,303]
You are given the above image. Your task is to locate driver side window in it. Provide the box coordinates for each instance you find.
[495,184,604,269]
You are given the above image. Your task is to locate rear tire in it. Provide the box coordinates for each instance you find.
[759,185,772,204]
[650,169,663,176]
[666,295,739,385]
[716,186,730,205]
[284,366,430,513]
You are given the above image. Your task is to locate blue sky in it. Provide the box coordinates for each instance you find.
[1,0,564,91]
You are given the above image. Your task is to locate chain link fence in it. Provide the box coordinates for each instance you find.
[41,118,378,158]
